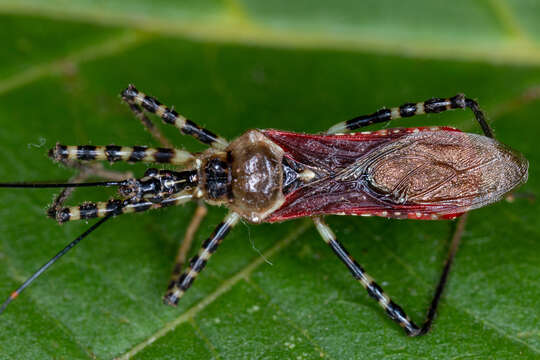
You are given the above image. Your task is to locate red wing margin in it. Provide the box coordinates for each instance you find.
[262,127,527,222]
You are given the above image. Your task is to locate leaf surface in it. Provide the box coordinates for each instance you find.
[0,2,539,359]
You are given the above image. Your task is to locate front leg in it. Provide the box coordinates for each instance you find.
[122,85,229,150]
[167,202,208,292]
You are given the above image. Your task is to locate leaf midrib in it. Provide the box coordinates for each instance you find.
[117,220,312,359]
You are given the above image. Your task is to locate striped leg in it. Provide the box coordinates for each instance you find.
[167,202,208,291]
[50,144,194,166]
[54,193,193,223]
[313,217,421,336]
[122,85,229,150]
[164,212,241,306]
[125,99,173,148]
[327,94,494,138]
[47,160,133,219]
[47,164,96,219]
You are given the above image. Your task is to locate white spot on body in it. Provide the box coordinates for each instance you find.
[199,251,211,261]
[416,102,425,114]
[143,148,157,162]
[194,188,204,198]
[378,293,390,308]
[135,93,145,104]
[70,207,81,221]
[298,168,316,182]
[172,149,194,164]
[155,105,166,117]
[175,116,186,129]
[97,202,108,217]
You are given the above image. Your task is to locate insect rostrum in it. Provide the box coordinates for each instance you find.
[0,86,528,337]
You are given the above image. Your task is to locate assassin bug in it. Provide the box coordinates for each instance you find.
[0,86,528,337]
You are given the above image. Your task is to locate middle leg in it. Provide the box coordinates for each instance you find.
[164,212,241,306]
[167,202,208,291]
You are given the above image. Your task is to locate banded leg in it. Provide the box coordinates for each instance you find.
[47,165,95,219]
[327,94,494,138]
[54,193,193,223]
[122,85,229,149]
[167,202,208,291]
[164,212,241,306]
[50,144,194,166]
[47,160,134,219]
[125,99,173,148]
[313,217,421,336]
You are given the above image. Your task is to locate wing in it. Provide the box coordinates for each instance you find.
[262,127,528,222]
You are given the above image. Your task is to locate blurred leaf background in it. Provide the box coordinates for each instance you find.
[0,1,539,359]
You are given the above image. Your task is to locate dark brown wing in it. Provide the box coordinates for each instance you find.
[262,127,528,222]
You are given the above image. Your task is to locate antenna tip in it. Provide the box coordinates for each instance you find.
[0,291,18,315]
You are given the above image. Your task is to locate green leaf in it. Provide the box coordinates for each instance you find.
[0,2,539,359]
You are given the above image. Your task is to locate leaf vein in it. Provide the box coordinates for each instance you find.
[0,30,148,96]
[245,278,332,360]
[116,219,312,359]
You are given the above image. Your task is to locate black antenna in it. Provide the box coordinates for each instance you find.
[0,180,127,188]
[0,214,114,314]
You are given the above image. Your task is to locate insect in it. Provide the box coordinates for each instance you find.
[0,86,528,337]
